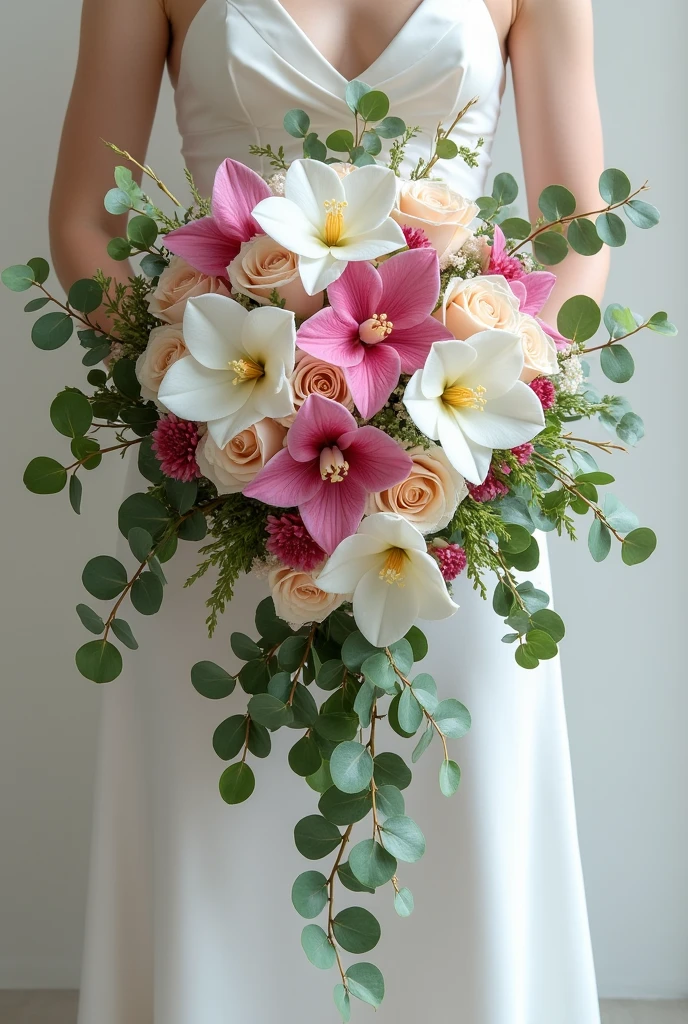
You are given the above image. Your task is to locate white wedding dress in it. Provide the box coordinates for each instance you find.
[77,1,601,1021]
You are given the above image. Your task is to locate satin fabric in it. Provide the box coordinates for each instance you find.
[77,2,601,1021]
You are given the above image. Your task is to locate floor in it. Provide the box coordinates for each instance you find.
[0,993,686,1023]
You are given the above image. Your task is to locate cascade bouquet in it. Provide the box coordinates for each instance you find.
[4,82,676,1017]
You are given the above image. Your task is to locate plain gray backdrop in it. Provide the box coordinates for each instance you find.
[0,0,686,998]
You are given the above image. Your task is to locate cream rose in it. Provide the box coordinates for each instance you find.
[148,256,230,324]
[436,274,521,340]
[392,180,479,262]
[275,352,354,428]
[136,323,188,405]
[329,162,358,180]
[228,235,324,319]
[366,444,468,534]
[515,313,559,382]
[195,418,286,494]
[269,565,346,625]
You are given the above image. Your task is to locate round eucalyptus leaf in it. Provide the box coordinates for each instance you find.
[213,715,247,760]
[497,217,532,240]
[345,79,372,114]
[357,90,389,122]
[361,652,396,692]
[294,815,342,860]
[23,456,67,494]
[491,172,518,206]
[219,762,255,805]
[314,711,359,742]
[525,629,558,660]
[317,659,346,691]
[388,637,414,674]
[140,254,169,278]
[127,215,158,250]
[82,555,128,600]
[439,759,461,797]
[600,344,634,383]
[361,130,382,156]
[71,435,101,470]
[374,785,405,820]
[515,645,539,670]
[110,618,138,651]
[255,596,292,644]
[506,535,540,572]
[278,634,308,672]
[174,510,205,542]
[112,357,142,401]
[621,527,657,566]
[373,752,412,791]
[2,264,35,291]
[353,679,375,729]
[345,962,385,1008]
[556,295,601,343]
[326,129,354,152]
[411,673,438,714]
[624,199,660,230]
[397,687,423,734]
[289,735,322,777]
[333,906,381,954]
[128,527,153,563]
[530,609,566,642]
[379,815,426,863]
[118,492,169,540]
[394,887,414,917]
[342,631,380,671]
[596,211,626,247]
[137,436,164,484]
[538,184,576,222]
[338,860,374,894]
[164,478,197,516]
[76,640,122,684]
[27,257,49,284]
[247,692,293,730]
[301,924,335,970]
[82,343,112,367]
[499,523,532,555]
[599,168,631,205]
[50,390,92,438]
[436,137,458,160]
[156,532,177,564]
[330,741,374,794]
[238,658,269,695]
[306,760,332,794]
[616,412,645,446]
[319,786,372,826]
[290,683,318,729]
[68,279,103,315]
[348,839,397,888]
[76,603,105,635]
[303,132,328,161]
[433,698,471,739]
[31,312,74,350]
[404,625,428,662]
[107,237,132,261]
[131,571,163,615]
[388,692,415,739]
[24,297,50,312]
[533,231,568,265]
[333,983,351,1023]
[191,660,236,700]
[247,721,271,758]
[292,871,329,919]
[567,217,604,255]
[104,188,132,215]
[283,108,310,138]
[230,632,261,662]
[375,116,406,139]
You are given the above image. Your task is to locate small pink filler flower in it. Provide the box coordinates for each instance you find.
[244,394,413,554]
[266,513,325,573]
[431,540,467,581]
[151,414,202,482]
[296,248,453,419]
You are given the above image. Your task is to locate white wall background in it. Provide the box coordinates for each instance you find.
[0,0,685,998]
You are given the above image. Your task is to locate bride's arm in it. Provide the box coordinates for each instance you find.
[49,0,170,295]
[508,0,610,322]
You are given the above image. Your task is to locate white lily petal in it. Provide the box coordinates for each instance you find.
[403,372,441,439]
[253,373,295,420]
[182,294,248,370]
[158,356,242,422]
[285,159,345,229]
[354,565,420,647]
[317,534,389,594]
[342,164,399,235]
[332,219,406,261]
[298,252,346,294]
[458,381,544,449]
[423,340,477,398]
[251,196,327,259]
[208,393,261,449]
[357,512,427,553]
[240,305,296,371]
[461,329,524,398]
[437,405,491,484]
[407,550,459,620]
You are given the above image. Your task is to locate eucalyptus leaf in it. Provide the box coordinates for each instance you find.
[346,962,385,1009]
[301,925,336,970]
[538,184,576,221]
[292,871,329,919]
[76,603,105,635]
[439,759,461,797]
[213,715,247,760]
[219,762,255,804]
[599,168,631,205]
[76,640,122,684]
[394,887,414,917]
[82,555,128,600]
[348,839,397,888]
[379,815,426,863]
[333,907,381,954]
[191,660,236,700]
[434,698,471,739]
[131,571,163,615]
[621,528,657,566]
[330,741,374,794]
[533,231,568,265]
[294,815,342,860]
[596,212,626,247]
[567,217,604,256]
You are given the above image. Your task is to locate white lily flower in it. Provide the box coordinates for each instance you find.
[317,513,457,648]
[157,293,296,449]
[403,330,545,485]
[251,159,406,295]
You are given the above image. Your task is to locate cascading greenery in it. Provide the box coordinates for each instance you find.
[2,79,677,1017]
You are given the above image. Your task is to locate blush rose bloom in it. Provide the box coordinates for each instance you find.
[514,313,559,382]
[269,564,347,625]
[148,255,230,324]
[366,444,468,534]
[228,235,324,319]
[136,323,188,406]
[392,180,479,263]
[435,274,521,340]
[195,417,286,494]
[277,351,354,427]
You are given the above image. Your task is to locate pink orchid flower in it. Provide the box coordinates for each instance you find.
[243,394,413,554]
[489,225,568,350]
[165,159,270,277]
[296,248,453,420]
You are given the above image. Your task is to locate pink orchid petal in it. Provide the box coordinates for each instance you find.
[287,394,358,462]
[343,344,401,419]
[300,478,368,554]
[389,316,454,374]
[165,218,238,277]
[327,260,382,325]
[508,279,528,309]
[243,448,321,507]
[341,425,413,492]
[492,224,507,258]
[212,159,270,242]
[538,316,570,351]
[377,248,441,328]
[518,271,557,316]
[296,308,364,367]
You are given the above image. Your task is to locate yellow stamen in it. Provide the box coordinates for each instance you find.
[320,445,349,483]
[442,384,487,411]
[230,357,264,385]
[323,198,348,247]
[379,547,406,587]
[359,313,394,345]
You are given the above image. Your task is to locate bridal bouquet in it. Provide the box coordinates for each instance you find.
[4,82,675,1016]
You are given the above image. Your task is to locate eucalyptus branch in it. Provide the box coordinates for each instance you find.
[32,282,115,338]
[534,453,624,542]
[326,824,354,988]
[66,435,143,471]
[562,433,626,454]
[386,651,449,761]
[580,319,651,355]
[411,97,479,180]
[101,141,183,207]
[288,623,317,703]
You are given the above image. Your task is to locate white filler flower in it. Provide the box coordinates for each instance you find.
[158,293,296,448]
[251,158,406,295]
[317,512,457,647]
[403,330,544,485]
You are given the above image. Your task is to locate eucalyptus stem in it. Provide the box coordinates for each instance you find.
[534,453,624,542]
[66,435,143,471]
[326,824,354,988]
[413,97,478,180]
[386,652,449,761]
[102,140,183,207]
[562,433,626,453]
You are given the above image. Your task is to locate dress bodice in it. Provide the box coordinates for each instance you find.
[174,0,506,199]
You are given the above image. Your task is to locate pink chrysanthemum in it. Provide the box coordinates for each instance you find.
[432,542,467,581]
[467,464,511,503]
[265,513,326,573]
[511,442,534,465]
[151,413,202,482]
[529,376,556,411]
[401,224,433,250]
